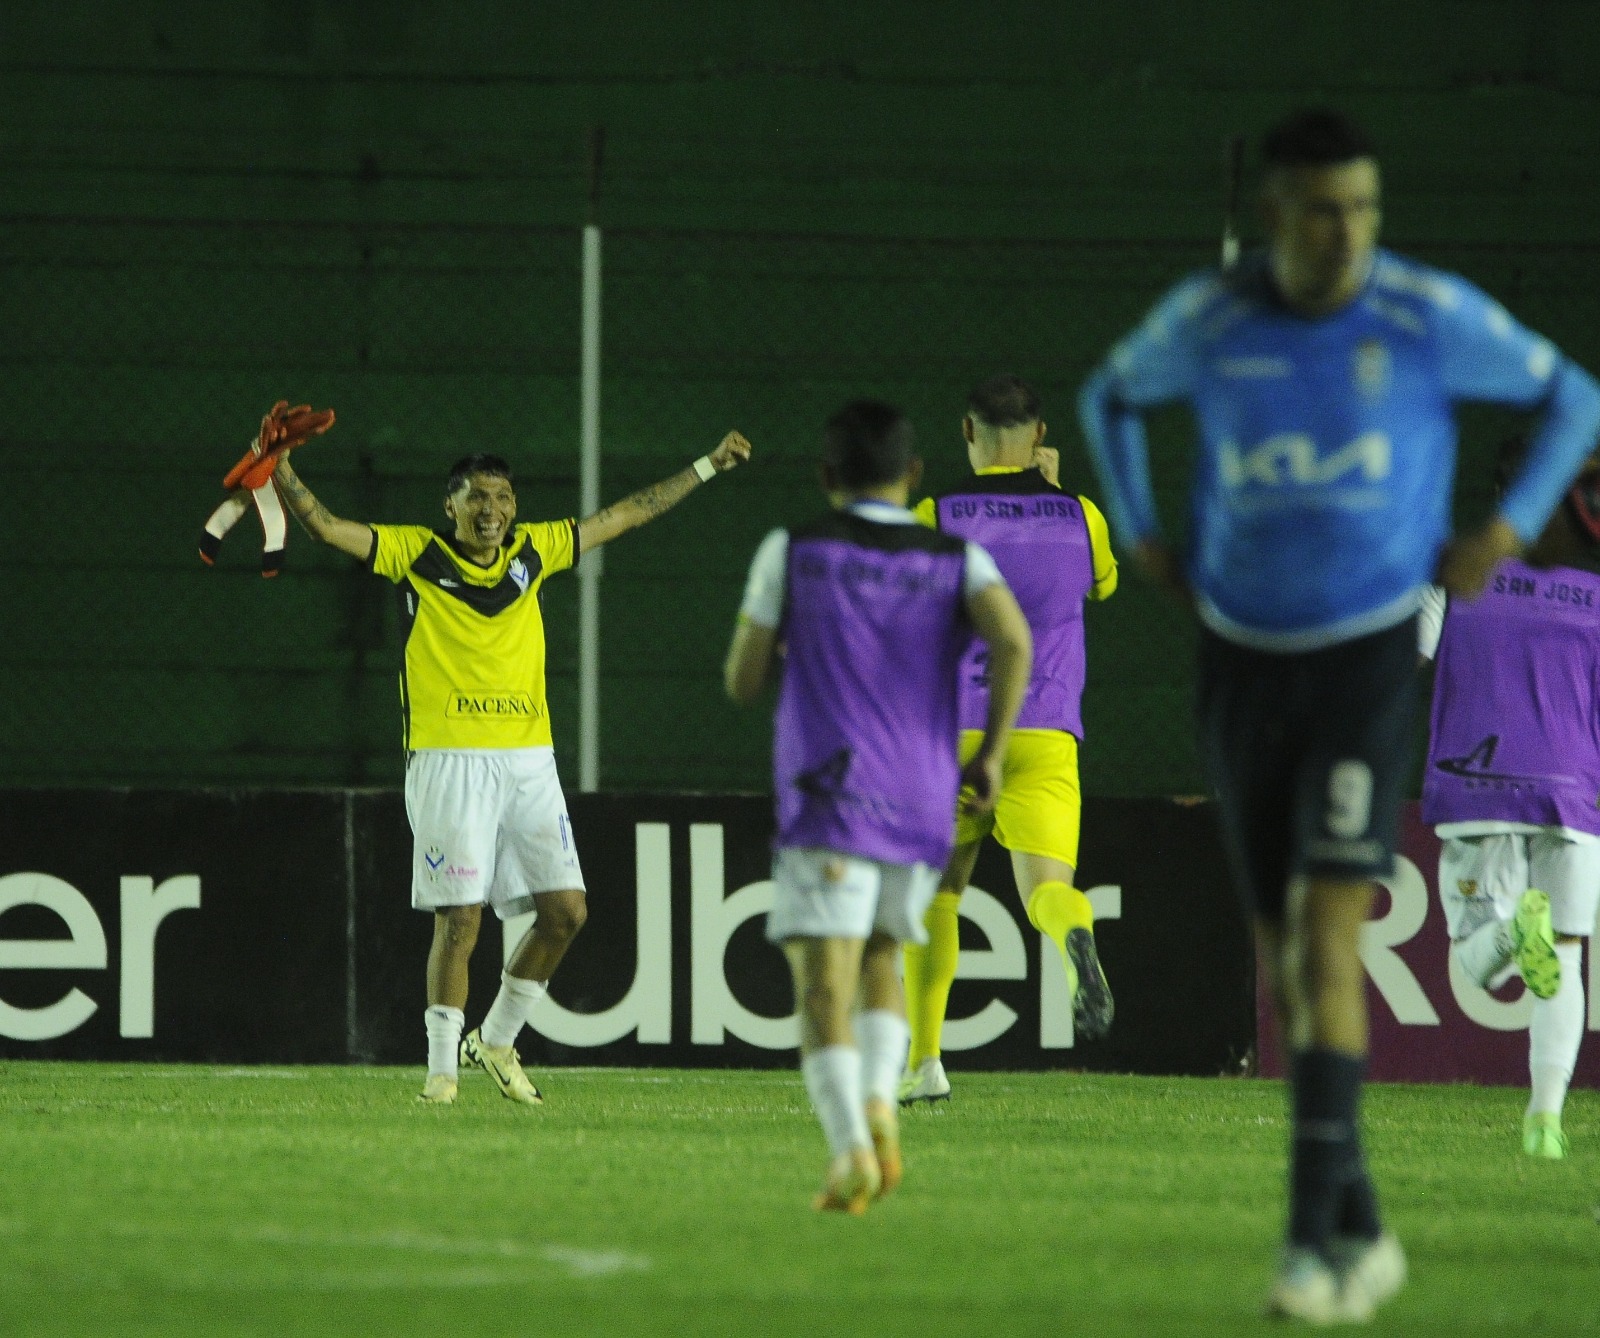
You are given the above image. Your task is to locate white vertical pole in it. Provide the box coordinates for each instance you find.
[578,221,602,793]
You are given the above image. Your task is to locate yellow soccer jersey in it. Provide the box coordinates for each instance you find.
[368,520,578,750]
[912,471,1116,600]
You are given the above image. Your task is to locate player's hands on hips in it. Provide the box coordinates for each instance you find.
[957,750,1003,816]
[1031,444,1060,488]
[1437,516,1523,598]
[707,431,753,474]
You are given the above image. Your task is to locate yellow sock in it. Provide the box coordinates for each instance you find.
[906,891,961,1066]
[901,939,928,1060]
[1026,881,1094,954]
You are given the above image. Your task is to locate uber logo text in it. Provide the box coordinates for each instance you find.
[0,873,200,1041]
[504,823,1122,1051]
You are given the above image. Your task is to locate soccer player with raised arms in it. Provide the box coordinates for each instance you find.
[899,375,1118,1106]
[272,427,751,1105]
[1079,109,1600,1321]
[724,400,1031,1212]
[1420,438,1600,1160]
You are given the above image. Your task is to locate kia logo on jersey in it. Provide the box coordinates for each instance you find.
[1219,430,1391,490]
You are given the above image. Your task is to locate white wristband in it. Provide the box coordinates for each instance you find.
[693,455,717,483]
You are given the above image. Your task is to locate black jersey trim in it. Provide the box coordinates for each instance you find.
[407,531,543,617]
[788,509,967,556]
[939,468,1063,500]
[395,583,419,751]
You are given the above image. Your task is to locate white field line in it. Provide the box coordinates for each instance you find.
[0,1218,649,1285]
[208,1069,309,1079]
[120,1223,652,1277]
[7,1063,800,1086]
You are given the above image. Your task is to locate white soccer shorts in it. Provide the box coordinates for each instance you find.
[765,846,939,945]
[1438,831,1600,940]
[405,748,585,920]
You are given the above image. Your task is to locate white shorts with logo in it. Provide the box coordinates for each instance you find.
[405,747,585,921]
[1438,830,1600,940]
[765,846,940,945]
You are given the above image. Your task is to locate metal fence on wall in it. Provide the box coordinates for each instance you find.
[3,213,1597,794]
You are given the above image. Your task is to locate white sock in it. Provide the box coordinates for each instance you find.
[1528,941,1585,1117]
[801,1045,871,1159]
[855,1009,910,1108]
[480,972,549,1049]
[425,1005,465,1079]
[1455,919,1514,988]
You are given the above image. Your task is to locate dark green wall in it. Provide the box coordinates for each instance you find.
[3,2,1597,793]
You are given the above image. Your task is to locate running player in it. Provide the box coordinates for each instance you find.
[273,428,752,1105]
[1420,438,1600,1160]
[899,374,1117,1105]
[1079,109,1600,1322]
[724,400,1031,1212]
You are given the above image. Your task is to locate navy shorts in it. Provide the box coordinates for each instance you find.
[1197,616,1419,925]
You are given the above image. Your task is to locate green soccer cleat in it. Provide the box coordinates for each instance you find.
[1510,889,1561,1000]
[459,1028,544,1106]
[1523,1111,1569,1160]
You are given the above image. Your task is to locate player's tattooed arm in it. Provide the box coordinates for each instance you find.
[273,456,375,562]
[274,465,335,530]
[578,430,752,552]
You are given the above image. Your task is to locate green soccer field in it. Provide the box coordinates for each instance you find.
[0,1063,1592,1337]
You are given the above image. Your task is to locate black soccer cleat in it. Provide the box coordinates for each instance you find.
[1067,927,1114,1041]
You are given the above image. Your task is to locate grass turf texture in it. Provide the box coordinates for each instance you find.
[0,1065,1593,1337]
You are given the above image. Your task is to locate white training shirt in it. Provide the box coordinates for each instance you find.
[739,499,1006,629]
[1416,583,1447,661]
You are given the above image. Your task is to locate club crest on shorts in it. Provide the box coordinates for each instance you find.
[424,845,446,879]
[1457,879,1478,898]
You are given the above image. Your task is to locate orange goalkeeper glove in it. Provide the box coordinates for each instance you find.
[200,399,336,576]
[221,400,336,491]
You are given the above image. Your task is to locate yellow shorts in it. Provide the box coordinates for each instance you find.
[953,728,1082,868]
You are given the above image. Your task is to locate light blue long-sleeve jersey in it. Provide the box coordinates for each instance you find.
[1078,248,1600,651]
